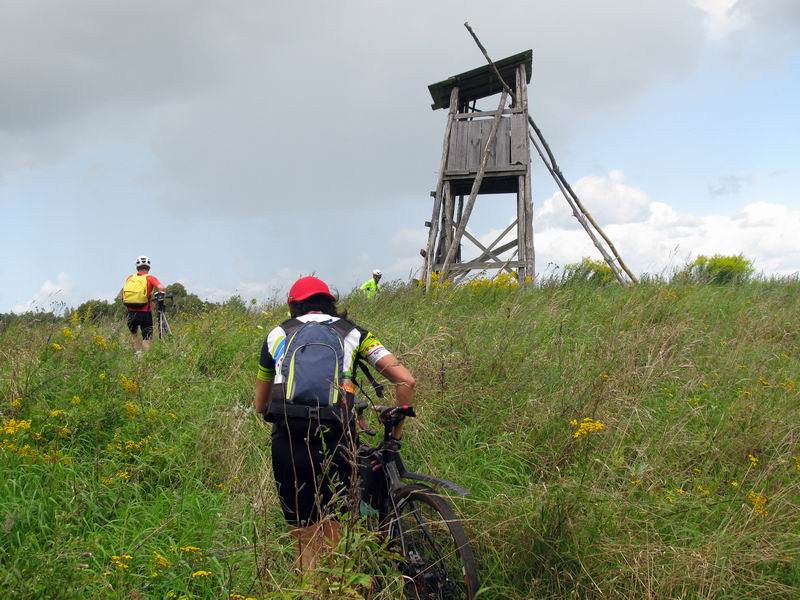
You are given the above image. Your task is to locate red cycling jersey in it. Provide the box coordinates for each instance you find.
[125,271,163,312]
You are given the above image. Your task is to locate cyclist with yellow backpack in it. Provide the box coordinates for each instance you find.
[120,256,166,352]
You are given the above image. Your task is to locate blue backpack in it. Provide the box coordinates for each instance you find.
[280,318,355,407]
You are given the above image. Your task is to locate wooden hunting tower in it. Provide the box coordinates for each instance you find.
[422,50,534,287]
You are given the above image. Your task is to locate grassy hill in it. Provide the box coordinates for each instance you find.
[1,279,799,599]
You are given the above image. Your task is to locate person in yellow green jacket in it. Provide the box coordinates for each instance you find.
[360,269,382,299]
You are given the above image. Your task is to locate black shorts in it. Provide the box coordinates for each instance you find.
[270,419,358,527]
[126,311,153,340]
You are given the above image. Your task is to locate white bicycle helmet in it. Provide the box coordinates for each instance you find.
[372,269,382,277]
[135,255,151,268]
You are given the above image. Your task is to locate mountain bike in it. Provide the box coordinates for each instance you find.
[354,401,479,598]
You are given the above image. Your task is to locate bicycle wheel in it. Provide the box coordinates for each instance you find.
[388,484,479,599]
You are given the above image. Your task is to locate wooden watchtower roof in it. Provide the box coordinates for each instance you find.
[427,50,534,196]
[427,50,532,110]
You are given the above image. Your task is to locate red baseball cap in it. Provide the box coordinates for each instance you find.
[287,276,336,303]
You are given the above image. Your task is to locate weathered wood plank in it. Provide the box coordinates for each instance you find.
[517,176,526,280]
[443,182,454,258]
[483,120,497,168]
[453,108,525,120]
[453,121,467,172]
[466,120,483,171]
[510,113,526,165]
[496,117,510,167]
[444,163,526,177]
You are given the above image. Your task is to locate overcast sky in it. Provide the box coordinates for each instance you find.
[2,0,799,312]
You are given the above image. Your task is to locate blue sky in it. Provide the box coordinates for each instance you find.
[1,1,798,313]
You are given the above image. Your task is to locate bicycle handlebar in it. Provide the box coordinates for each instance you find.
[353,400,415,434]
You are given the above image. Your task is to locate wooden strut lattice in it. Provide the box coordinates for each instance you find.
[422,24,637,289]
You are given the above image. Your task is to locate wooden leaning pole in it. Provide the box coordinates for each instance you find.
[422,24,637,289]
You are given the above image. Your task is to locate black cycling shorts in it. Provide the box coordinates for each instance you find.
[126,311,153,340]
[270,419,357,527]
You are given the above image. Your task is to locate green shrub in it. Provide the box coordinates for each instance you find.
[563,257,616,285]
[687,254,754,284]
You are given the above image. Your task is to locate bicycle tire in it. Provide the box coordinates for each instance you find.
[389,484,479,599]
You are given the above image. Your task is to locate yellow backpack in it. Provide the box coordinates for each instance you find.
[123,275,149,306]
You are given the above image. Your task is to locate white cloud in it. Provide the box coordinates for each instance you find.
[536,171,652,230]
[13,272,72,314]
[533,171,800,276]
[693,0,749,39]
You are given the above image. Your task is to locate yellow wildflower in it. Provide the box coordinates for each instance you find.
[98,372,107,381]
[696,484,710,497]
[70,311,80,326]
[785,379,797,392]
[111,554,133,570]
[570,417,606,438]
[665,491,674,505]
[730,480,739,489]
[11,397,22,409]
[94,334,108,349]
[792,457,800,474]
[675,488,685,495]
[191,570,211,578]
[51,342,63,351]
[71,395,81,405]
[748,454,759,467]
[62,327,73,340]
[179,545,202,554]
[120,375,138,394]
[58,426,72,437]
[167,412,177,421]
[50,409,63,418]
[153,551,170,569]
[115,470,130,481]
[125,401,141,418]
[2,419,31,436]
[747,490,768,517]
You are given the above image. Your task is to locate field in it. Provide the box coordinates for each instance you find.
[1,279,799,599]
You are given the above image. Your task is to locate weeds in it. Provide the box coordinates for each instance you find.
[0,279,799,598]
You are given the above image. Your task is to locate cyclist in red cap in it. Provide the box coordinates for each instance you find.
[254,276,415,572]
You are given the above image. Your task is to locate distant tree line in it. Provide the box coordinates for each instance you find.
[0,283,235,329]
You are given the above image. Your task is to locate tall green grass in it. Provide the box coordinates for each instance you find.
[1,279,799,598]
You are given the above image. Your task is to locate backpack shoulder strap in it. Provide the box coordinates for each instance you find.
[329,318,357,338]
[280,318,304,336]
